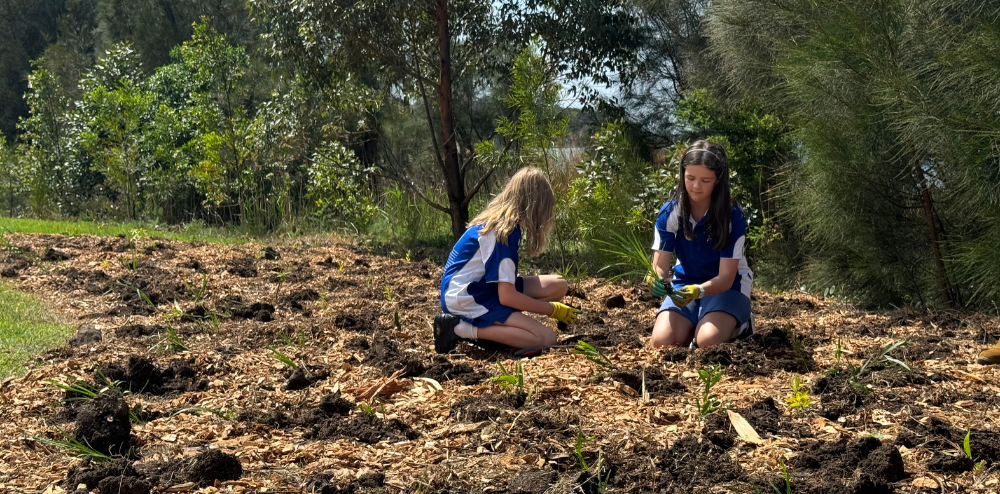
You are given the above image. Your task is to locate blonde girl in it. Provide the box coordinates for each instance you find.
[434,167,581,354]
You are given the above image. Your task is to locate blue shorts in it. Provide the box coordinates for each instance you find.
[457,277,524,328]
[658,289,751,332]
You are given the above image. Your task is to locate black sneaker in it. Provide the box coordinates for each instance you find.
[433,312,462,354]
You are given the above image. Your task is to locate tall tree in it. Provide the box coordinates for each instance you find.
[0,0,63,140]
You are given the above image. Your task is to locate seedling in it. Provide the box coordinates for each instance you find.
[696,365,723,418]
[787,374,811,411]
[488,362,524,393]
[768,459,792,494]
[964,431,987,470]
[270,348,298,368]
[847,339,911,393]
[356,400,386,417]
[575,431,595,471]
[573,341,616,370]
[556,261,588,305]
[394,310,402,332]
[46,379,99,401]
[183,273,208,302]
[384,286,396,302]
[136,288,155,308]
[33,432,113,461]
[596,231,658,283]
[154,325,188,353]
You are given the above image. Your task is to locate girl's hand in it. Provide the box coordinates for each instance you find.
[669,284,704,307]
[646,274,670,298]
[550,302,581,324]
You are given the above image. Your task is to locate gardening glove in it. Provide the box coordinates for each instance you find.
[669,284,704,308]
[550,302,581,325]
[645,274,669,298]
[978,341,1000,365]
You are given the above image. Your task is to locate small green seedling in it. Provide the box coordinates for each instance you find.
[575,431,596,471]
[697,365,723,418]
[847,339,911,393]
[34,432,113,461]
[46,379,99,401]
[154,325,188,353]
[270,348,298,368]
[136,288,155,308]
[768,458,792,494]
[183,273,208,302]
[787,374,811,411]
[488,362,525,393]
[964,430,987,470]
[383,285,395,302]
[394,310,402,332]
[573,341,616,370]
[356,400,386,417]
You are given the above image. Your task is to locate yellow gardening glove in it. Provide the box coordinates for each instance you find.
[550,302,581,324]
[978,341,1000,365]
[669,284,704,308]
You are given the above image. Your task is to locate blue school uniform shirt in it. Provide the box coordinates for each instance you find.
[652,199,753,298]
[440,224,521,321]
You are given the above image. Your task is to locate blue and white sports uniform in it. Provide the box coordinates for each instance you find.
[440,225,524,328]
[653,199,753,328]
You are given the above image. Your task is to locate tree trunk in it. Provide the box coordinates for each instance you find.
[912,160,954,308]
[436,0,467,239]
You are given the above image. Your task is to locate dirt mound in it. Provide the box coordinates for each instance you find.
[334,312,385,333]
[363,336,425,377]
[306,412,419,444]
[450,393,526,422]
[656,436,745,491]
[97,476,151,494]
[216,295,274,321]
[689,327,814,376]
[789,437,904,493]
[182,450,243,487]
[67,325,103,346]
[115,324,164,338]
[305,471,386,493]
[608,366,685,397]
[225,256,258,277]
[64,458,138,491]
[421,356,490,385]
[74,391,132,456]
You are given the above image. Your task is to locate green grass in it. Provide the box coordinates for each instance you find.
[0,217,245,244]
[0,281,74,378]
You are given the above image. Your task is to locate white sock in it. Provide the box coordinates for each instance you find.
[454,321,478,340]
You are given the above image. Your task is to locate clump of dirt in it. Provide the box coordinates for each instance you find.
[56,267,109,293]
[283,365,329,391]
[284,288,319,310]
[67,325,103,347]
[240,391,356,431]
[925,453,974,473]
[896,335,956,361]
[363,336,425,377]
[271,261,314,283]
[604,294,626,309]
[608,366,685,398]
[225,256,257,277]
[305,471,386,493]
[97,476,151,494]
[689,327,814,376]
[115,324,164,338]
[334,312,385,333]
[306,412,419,444]
[43,247,72,261]
[262,246,281,260]
[0,260,28,278]
[181,450,243,487]
[661,347,691,362]
[74,391,132,456]
[343,336,370,351]
[656,436,745,491]
[179,258,204,272]
[450,393,526,422]
[789,437,904,493]
[421,356,490,385]
[86,355,205,396]
[64,458,138,491]
[216,295,274,321]
[110,266,187,306]
[507,470,557,494]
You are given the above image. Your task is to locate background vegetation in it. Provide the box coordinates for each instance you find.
[1,0,998,310]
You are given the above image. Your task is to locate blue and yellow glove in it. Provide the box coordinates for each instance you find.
[645,274,670,298]
[669,284,705,308]
[550,302,581,324]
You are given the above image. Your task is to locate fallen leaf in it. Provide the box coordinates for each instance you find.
[911,477,938,489]
[727,410,763,444]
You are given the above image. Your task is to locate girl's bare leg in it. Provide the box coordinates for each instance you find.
[520,275,568,301]
[476,312,558,349]
[650,310,695,348]
[693,311,738,348]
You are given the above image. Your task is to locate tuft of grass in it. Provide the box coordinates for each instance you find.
[46,379,99,401]
[0,217,241,244]
[696,365,723,418]
[183,273,208,302]
[575,431,595,472]
[0,282,74,378]
[964,430,987,470]
[488,362,525,393]
[153,325,188,353]
[270,348,298,368]
[573,341,616,370]
[596,231,657,282]
[33,432,114,461]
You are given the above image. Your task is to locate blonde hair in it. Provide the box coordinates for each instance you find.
[469,167,554,256]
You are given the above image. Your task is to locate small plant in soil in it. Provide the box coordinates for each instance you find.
[574,431,611,492]
[154,325,188,353]
[356,400,386,417]
[768,458,792,494]
[135,288,155,308]
[844,339,911,393]
[270,348,298,368]
[574,341,616,370]
[488,362,524,394]
[696,365,723,419]
[964,431,987,470]
[34,431,113,462]
[556,260,588,305]
[384,285,396,302]
[183,273,208,302]
[787,374,811,412]
[394,310,402,332]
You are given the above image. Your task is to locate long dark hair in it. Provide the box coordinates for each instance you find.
[674,140,732,251]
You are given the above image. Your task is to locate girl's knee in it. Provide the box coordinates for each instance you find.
[540,329,558,347]
[553,278,569,299]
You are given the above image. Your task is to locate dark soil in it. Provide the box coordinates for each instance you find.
[334,312,385,333]
[306,412,419,444]
[925,453,974,473]
[607,366,685,398]
[73,391,132,456]
[604,294,626,309]
[181,450,244,487]
[285,288,320,310]
[788,437,905,493]
[305,471,387,494]
[283,365,329,390]
[450,392,527,422]
[655,436,745,491]
[702,397,805,449]
[362,336,425,377]
[216,295,274,321]
[225,256,258,277]
[689,327,815,376]
[507,470,557,494]
[262,246,281,260]
[97,475,151,494]
[64,458,138,490]
[43,247,72,261]
[67,325,103,346]
[343,336,371,351]
[421,356,490,385]
[115,323,165,338]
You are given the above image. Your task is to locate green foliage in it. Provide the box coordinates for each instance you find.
[696,365,723,418]
[596,231,658,283]
[154,325,188,353]
[307,141,378,229]
[787,374,811,411]
[34,431,113,462]
[573,341,615,370]
[269,347,297,369]
[488,362,525,393]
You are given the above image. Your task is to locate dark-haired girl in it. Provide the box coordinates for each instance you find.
[648,140,753,348]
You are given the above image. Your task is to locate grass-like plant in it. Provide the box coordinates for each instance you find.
[154,325,188,353]
[34,432,113,461]
[183,273,208,302]
[696,365,723,418]
[488,362,524,393]
[573,341,615,370]
[270,347,298,368]
[964,430,987,470]
[596,231,657,283]
[45,379,99,401]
